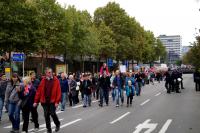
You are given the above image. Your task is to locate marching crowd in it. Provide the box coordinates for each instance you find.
[0,63,185,133]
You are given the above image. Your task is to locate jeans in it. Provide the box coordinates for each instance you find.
[0,97,4,119]
[135,82,142,96]
[61,93,67,111]
[83,94,91,107]
[22,105,39,132]
[115,88,124,105]
[99,88,109,105]
[8,102,20,130]
[42,103,60,132]
[112,88,115,102]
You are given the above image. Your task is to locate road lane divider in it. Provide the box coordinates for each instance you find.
[46,119,82,133]
[140,99,151,106]
[158,119,172,133]
[155,92,161,96]
[110,112,130,124]
[28,119,64,132]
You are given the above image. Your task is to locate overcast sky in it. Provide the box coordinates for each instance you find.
[57,0,200,46]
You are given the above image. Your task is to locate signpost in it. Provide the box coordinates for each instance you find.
[107,58,113,67]
[12,53,25,78]
[5,67,11,80]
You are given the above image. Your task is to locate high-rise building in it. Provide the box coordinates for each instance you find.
[157,35,182,64]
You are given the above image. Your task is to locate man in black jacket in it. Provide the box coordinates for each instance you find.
[82,74,92,108]
[194,69,200,91]
[99,72,111,107]
[0,75,7,121]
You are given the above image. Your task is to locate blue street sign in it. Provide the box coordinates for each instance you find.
[123,60,129,68]
[12,54,25,62]
[107,58,113,67]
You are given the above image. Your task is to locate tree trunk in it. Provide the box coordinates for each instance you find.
[41,50,44,74]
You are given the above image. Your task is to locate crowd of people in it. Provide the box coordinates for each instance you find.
[0,63,186,133]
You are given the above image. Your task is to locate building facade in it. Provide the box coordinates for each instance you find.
[158,35,182,64]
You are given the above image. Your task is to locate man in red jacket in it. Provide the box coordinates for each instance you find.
[33,68,61,133]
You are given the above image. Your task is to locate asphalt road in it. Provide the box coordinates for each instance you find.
[0,74,200,133]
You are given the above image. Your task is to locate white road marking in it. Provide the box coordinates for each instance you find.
[159,119,173,133]
[110,112,130,124]
[4,122,23,129]
[140,99,151,106]
[92,100,99,103]
[72,104,83,109]
[28,119,64,132]
[133,119,158,133]
[45,119,82,133]
[155,92,161,96]
[56,110,64,114]
[72,99,99,109]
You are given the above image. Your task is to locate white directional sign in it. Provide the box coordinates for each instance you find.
[133,119,172,133]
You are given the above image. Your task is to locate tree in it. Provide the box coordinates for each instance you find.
[96,22,117,60]
[0,0,41,54]
[184,36,200,69]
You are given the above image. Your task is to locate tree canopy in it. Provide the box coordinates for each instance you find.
[0,0,167,66]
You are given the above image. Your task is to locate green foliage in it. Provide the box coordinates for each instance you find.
[184,36,200,69]
[0,1,167,65]
[0,0,41,53]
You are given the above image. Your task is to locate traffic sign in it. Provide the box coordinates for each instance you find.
[5,68,11,72]
[12,53,24,62]
[107,58,113,67]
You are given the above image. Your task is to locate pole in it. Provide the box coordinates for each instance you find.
[23,60,24,78]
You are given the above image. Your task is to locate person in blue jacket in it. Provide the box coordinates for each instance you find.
[125,72,135,107]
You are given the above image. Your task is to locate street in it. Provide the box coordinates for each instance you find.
[0,74,200,133]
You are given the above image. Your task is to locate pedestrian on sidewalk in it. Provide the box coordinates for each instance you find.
[21,76,39,133]
[5,73,22,133]
[33,68,61,133]
[59,72,68,111]
[0,74,8,121]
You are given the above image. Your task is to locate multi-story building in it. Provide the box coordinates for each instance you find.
[158,35,182,64]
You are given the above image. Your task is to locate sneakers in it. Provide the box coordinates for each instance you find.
[116,104,119,107]
[10,130,19,133]
[55,124,60,132]
[34,128,39,132]
[47,130,52,133]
